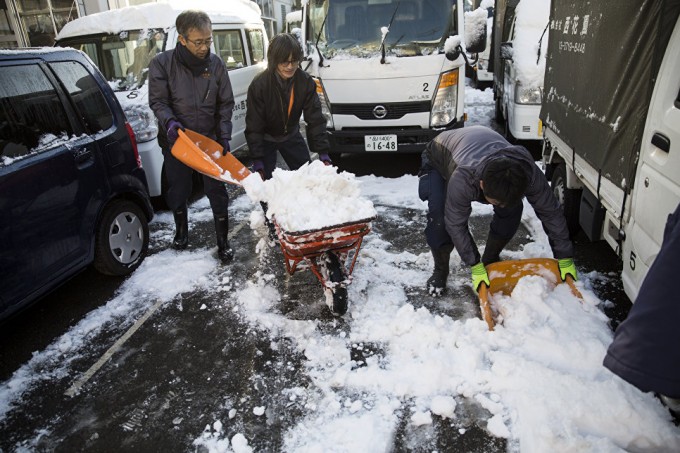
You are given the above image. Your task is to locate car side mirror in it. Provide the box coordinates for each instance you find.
[445,46,461,61]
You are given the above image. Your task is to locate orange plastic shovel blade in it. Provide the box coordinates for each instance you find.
[171,129,250,185]
[477,258,583,330]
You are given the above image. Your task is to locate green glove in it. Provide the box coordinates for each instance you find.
[471,262,490,290]
[558,258,577,281]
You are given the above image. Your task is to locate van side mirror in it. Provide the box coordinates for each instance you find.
[464,8,488,54]
[500,42,513,60]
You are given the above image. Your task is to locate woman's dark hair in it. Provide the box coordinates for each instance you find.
[176,10,212,36]
[481,157,529,206]
[267,33,303,71]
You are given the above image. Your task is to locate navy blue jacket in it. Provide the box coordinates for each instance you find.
[603,203,680,397]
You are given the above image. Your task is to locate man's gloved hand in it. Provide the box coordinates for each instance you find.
[221,140,230,156]
[251,160,265,180]
[471,262,490,291]
[166,119,183,145]
[558,258,577,281]
[319,153,332,166]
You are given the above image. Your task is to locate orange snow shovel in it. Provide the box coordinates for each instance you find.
[477,258,583,331]
[171,129,251,185]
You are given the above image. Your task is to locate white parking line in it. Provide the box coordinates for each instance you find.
[64,217,249,397]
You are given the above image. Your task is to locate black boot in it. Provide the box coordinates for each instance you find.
[427,245,453,296]
[214,214,233,264]
[172,207,188,250]
[481,233,511,265]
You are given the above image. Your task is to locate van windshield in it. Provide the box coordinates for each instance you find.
[307,0,456,58]
[57,30,165,91]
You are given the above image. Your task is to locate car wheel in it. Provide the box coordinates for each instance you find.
[94,199,149,276]
[551,163,582,238]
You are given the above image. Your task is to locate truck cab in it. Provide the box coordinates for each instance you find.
[299,0,485,160]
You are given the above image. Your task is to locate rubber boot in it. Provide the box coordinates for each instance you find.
[214,214,234,264]
[172,207,189,250]
[481,233,511,265]
[427,245,453,296]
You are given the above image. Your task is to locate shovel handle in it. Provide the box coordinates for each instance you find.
[477,283,496,331]
[565,274,583,300]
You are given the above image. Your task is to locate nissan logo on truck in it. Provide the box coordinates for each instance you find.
[373,105,387,119]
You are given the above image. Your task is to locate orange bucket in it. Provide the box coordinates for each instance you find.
[171,129,251,185]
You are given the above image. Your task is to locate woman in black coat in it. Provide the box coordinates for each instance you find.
[245,33,331,179]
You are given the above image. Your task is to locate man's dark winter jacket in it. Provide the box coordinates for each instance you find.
[424,126,573,266]
[148,49,234,150]
[245,68,330,160]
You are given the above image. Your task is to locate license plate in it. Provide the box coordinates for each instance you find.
[364,134,397,151]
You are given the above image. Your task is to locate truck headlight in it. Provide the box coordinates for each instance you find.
[313,77,334,128]
[430,69,459,128]
[125,105,158,143]
[515,83,542,105]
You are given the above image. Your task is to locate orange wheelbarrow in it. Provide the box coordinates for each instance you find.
[273,216,376,316]
[477,258,583,330]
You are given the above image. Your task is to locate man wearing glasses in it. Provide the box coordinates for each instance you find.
[149,10,235,264]
[245,33,331,181]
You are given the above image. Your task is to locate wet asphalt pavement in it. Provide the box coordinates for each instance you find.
[0,143,631,451]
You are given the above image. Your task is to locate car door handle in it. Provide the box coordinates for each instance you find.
[73,147,93,164]
[651,133,670,153]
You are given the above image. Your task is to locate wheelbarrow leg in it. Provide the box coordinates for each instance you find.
[321,251,348,316]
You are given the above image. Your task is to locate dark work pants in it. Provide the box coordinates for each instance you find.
[162,147,229,216]
[261,130,311,180]
[418,153,523,251]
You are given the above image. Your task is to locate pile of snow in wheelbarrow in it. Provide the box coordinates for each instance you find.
[241,160,377,233]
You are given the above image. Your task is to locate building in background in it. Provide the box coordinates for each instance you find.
[0,0,299,48]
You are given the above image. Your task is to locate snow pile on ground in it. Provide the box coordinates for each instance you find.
[241,160,377,232]
[197,176,680,452]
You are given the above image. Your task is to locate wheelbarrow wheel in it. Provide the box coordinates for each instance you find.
[324,251,348,316]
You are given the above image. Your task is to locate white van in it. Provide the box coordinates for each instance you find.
[56,1,268,199]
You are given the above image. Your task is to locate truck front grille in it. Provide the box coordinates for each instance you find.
[332,101,431,120]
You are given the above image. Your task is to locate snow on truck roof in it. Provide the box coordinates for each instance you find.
[56,0,262,40]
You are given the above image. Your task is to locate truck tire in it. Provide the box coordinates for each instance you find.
[94,199,149,276]
[494,95,503,123]
[551,164,582,238]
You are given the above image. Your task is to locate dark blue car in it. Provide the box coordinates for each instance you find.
[0,48,154,321]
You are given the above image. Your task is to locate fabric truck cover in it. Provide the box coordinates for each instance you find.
[540,0,680,192]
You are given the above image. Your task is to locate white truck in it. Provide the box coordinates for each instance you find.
[55,0,268,199]
[492,0,549,143]
[541,0,680,302]
[297,0,486,160]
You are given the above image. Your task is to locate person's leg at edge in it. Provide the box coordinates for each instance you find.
[163,148,193,250]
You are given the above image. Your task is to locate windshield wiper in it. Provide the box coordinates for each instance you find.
[311,10,329,68]
[380,1,400,64]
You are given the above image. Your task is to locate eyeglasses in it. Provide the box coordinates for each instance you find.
[183,36,213,48]
[279,60,300,68]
